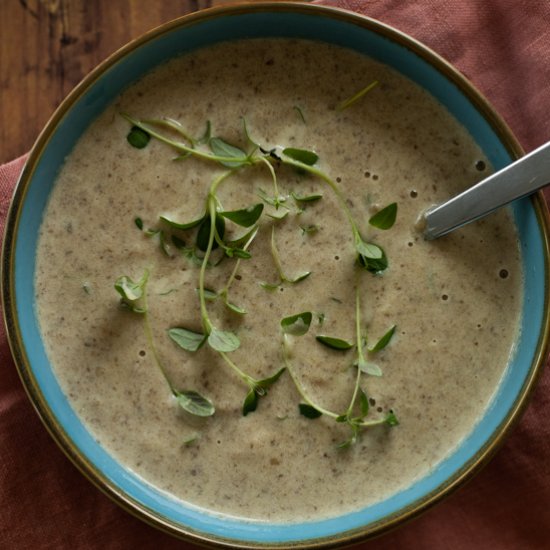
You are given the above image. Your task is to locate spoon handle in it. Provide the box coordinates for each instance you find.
[423,141,550,240]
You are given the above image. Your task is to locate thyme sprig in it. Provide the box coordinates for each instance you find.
[119,112,399,445]
[114,270,215,417]
[280,305,398,448]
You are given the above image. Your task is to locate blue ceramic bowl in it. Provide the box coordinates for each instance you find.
[3,3,550,547]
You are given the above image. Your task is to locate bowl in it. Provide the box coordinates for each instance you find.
[2,2,550,547]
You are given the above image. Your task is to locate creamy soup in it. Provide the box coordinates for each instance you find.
[35,39,522,522]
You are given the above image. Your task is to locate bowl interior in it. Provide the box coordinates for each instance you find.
[4,3,548,547]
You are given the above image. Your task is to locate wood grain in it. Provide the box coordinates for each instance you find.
[0,0,302,163]
[0,0,274,163]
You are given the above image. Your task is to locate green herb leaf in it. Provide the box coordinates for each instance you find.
[337,438,353,450]
[168,327,207,352]
[355,238,383,259]
[158,230,172,257]
[300,225,319,236]
[256,367,286,390]
[369,325,396,352]
[197,120,212,144]
[182,434,200,446]
[196,215,225,252]
[134,217,144,230]
[225,225,259,248]
[220,203,264,227]
[267,210,289,221]
[299,403,322,419]
[355,357,382,377]
[337,425,359,449]
[315,335,354,350]
[257,188,287,209]
[359,389,369,418]
[358,253,388,273]
[225,247,252,259]
[141,116,195,144]
[209,137,248,167]
[357,244,388,274]
[280,311,312,336]
[160,213,205,230]
[175,390,215,417]
[208,328,240,352]
[241,117,260,151]
[127,126,150,149]
[242,369,285,416]
[282,147,319,166]
[242,389,259,416]
[369,203,398,230]
[114,272,148,313]
[291,191,323,203]
[285,271,311,284]
[115,276,144,302]
[385,411,399,426]
[224,299,246,315]
[259,281,280,291]
[202,288,218,301]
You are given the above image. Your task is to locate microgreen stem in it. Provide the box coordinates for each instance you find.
[219,351,256,388]
[345,285,364,416]
[357,417,392,428]
[122,112,397,431]
[198,171,233,333]
[282,336,338,419]
[337,80,379,111]
[142,117,196,145]
[221,226,259,296]
[355,284,367,367]
[279,157,362,240]
[346,358,363,418]
[270,226,285,282]
[258,155,282,207]
[141,274,177,396]
[122,114,252,166]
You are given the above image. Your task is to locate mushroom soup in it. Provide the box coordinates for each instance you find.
[35,39,522,522]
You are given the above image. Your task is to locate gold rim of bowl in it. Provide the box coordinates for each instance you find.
[2,2,550,548]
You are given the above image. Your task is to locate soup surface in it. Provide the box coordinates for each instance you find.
[35,39,522,522]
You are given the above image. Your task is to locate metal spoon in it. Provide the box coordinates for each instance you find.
[423,141,550,240]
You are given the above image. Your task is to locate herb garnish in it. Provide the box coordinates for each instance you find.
[281,306,398,448]
[114,271,214,417]
[293,105,306,123]
[369,203,398,230]
[262,226,311,288]
[315,335,354,350]
[291,191,323,203]
[337,80,379,111]
[127,126,150,149]
[116,110,399,445]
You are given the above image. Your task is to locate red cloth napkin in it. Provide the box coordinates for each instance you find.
[2,2,550,548]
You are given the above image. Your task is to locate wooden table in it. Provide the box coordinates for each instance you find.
[0,0,291,164]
